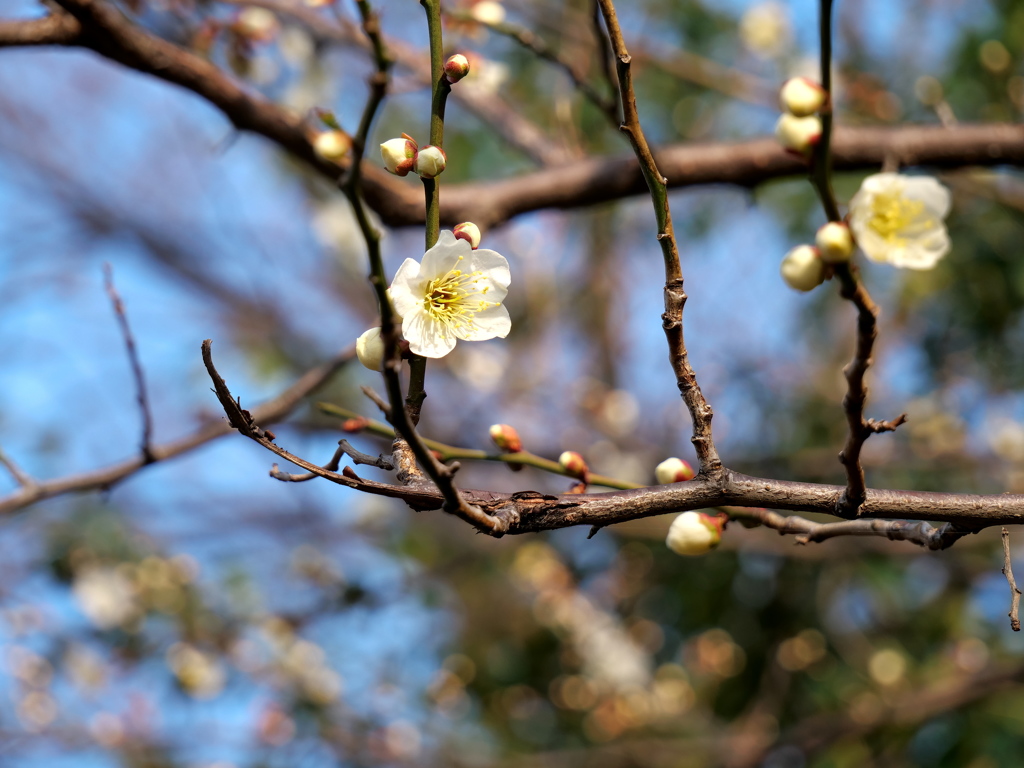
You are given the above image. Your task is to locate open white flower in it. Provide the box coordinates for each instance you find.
[848,173,951,269]
[389,231,511,358]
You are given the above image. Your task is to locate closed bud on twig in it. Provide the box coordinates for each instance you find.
[655,457,695,484]
[774,113,821,155]
[414,146,447,179]
[558,451,588,480]
[453,222,482,249]
[444,54,471,83]
[666,511,725,556]
[815,221,854,263]
[313,130,351,162]
[341,417,370,432]
[779,77,827,116]
[380,135,418,176]
[780,245,825,292]
[489,424,522,453]
[355,327,385,371]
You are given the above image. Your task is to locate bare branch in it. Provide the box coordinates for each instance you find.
[1003,528,1022,631]
[0,345,354,516]
[0,447,35,489]
[596,0,721,478]
[103,263,154,463]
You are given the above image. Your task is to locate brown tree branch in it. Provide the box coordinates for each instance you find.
[1,10,1022,227]
[596,0,722,478]
[0,346,354,516]
[103,263,155,463]
[1003,527,1022,631]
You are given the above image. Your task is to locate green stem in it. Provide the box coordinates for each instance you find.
[316,403,643,491]
[811,0,840,222]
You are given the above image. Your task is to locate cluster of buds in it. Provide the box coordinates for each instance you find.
[774,77,826,156]
[380,135,447,179]
[655,457,695,484]
[666,511,726,557]
[780,221,856,293]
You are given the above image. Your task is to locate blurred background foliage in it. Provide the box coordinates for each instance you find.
[2,0,1024,766]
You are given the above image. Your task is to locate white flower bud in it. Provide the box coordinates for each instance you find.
[780,77,827,116]
[815,221,854,263]
[444,54,471,84]
[655,457,695,484]
[775,113,821,155]
[780,245,825,292]
[380,136,417,176]
[453,222,482,249]
[414,146,447,179]
[313,130,351,162]
[666,511,724,556]
[355,327,385,371]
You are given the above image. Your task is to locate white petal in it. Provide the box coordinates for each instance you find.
[402,309,457,358]
[456,304,511,341]
[420,231,470,279]
[858,172,902,196]
[466,248,511,288]
[905,176,951,218]
[389,258,424,318]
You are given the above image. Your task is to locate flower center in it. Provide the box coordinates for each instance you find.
[867,191,928,243]
[422,257,499,331]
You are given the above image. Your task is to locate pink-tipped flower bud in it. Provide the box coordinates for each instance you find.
[313,130,352,162]
[380,135,418,176]
[414,145,447,179]
[775,113,821,156]
[489,424,522,453]
[666,511,725,556]
[655,457,695,484]
[558,451,588,480]
[355,327,385,371]
[779,77,827,117]
[453,222,482,249]
[815,221,854,263]
[780,245,825,292]
[444,54,471,84]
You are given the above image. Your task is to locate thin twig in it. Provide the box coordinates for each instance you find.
[590,0,619,123]
[448,11,618,124]
[595,0,722,479]
[318,402,642,490]
[1002,528,1021,631]
[0,448,35,489]
[810,0,891,517]
[103,263,155,463]
[0,346,354,516]
[270,438,394,482]
[727,507,969,551]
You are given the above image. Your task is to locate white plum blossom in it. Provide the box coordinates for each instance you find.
[848,173,951,269]
[389,231,510,358]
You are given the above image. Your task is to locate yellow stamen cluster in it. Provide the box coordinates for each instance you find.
[423,257,499,332]
[867,192,929,244]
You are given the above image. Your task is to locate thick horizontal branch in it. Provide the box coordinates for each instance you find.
[1,11,1021,228]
